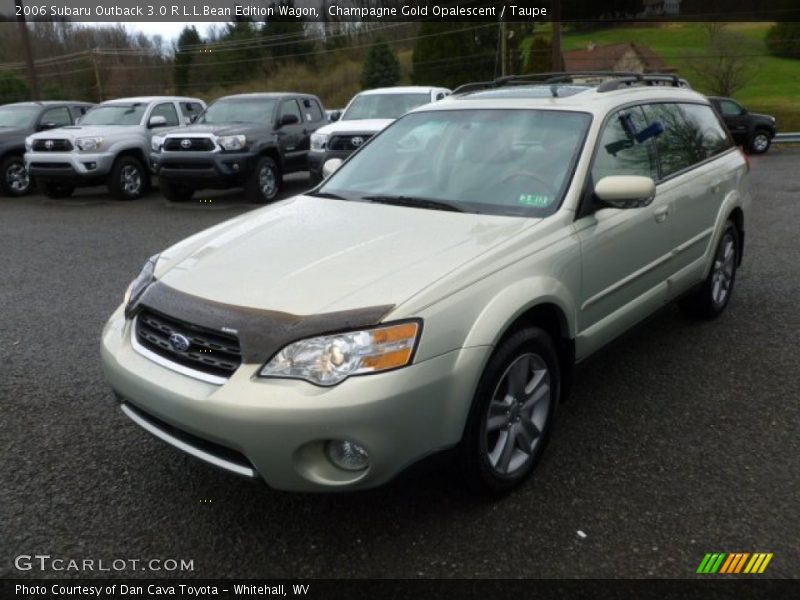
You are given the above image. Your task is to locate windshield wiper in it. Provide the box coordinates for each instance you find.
[361,195,465,213]
[309,191,349,200]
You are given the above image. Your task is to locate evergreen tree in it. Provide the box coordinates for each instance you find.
[0,72,29,103]
[766,22,800,59]
[263,0,314,65]
[361,37,401,89]
[411,23,497,90]
[174,26,202,94]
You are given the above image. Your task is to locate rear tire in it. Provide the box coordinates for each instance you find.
[109,156,147,201]
[459,326,560,495]
[159,179,194,203]
[245,156,281,203]
[38,180,75,199]
[1,155,31,197]
[748,130,771,154]
[679,221,739,319]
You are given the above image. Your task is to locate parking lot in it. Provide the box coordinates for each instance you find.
[2,150,799,579]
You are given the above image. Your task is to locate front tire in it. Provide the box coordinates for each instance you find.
[38,180,75,199]
[1,155,32,197]
[679,221,739,319]
[459,327,560,495]
[245,156,281,203]
[109,156,147,201]
[159,179,194,203]
[748,130,771,154]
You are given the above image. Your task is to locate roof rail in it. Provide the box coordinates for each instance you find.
[452,71,689,96]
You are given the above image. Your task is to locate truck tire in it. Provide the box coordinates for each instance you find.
[245,156,281,204]
[748,129,771,154]
[38,181,75,199]
[1,155,32,197]
[109,156,147,201]
[159,179,194,203]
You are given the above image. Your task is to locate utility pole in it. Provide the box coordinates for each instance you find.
[551,0,564,72]
[15,0,40,100]
[91,50,103,102]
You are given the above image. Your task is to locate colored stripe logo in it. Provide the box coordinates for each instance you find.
[696,552,773,574]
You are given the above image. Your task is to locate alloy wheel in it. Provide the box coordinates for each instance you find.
[711,232,736,306]
[259,165,276,200]
[6,162,30,194]
[121,165,142,196]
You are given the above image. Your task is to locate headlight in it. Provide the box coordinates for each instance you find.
[75,137,103,151]
[25,137,33,151]
[310,132,328,152]
[151,135,165,152]
[259,321,421,386]
[218,135,246,151]
[123,254,159,315]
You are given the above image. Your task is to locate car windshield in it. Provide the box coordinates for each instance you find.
[0,106,38,128]
[199,98,277,124]
[81,104,146,126]
[342,93,431,120]
[318,109,592,217]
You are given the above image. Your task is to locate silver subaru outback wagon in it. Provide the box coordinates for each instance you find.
[102,73,749,494]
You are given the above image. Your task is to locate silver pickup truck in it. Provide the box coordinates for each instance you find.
[25,96,205,200]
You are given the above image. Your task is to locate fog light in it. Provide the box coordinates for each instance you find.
[84,162,96,170]
[325,440,369,472]
[231,162,240,171]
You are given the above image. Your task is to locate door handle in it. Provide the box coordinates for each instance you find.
[654,205,670,223]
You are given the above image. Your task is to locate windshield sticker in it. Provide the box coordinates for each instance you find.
[518,194,554,207]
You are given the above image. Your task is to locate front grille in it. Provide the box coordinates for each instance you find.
[164,137,215,152]
[135,308,241,379]
[32,139,73,152]
[328,134,373,152]
[160,161,212,170]
[30,162,71,169]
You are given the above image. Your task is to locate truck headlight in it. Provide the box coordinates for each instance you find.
[25,137,33,151]
[75,137,103,151]
[259,321,421,386]
[218,135,246,151]
[123,254,159,316]
[151,135,165,152]
[310,132,328,152]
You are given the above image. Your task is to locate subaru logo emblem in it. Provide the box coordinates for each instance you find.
[180,139,192,149]
[351,136,364,147]
[44,140,54,149]
[168,333,191,352]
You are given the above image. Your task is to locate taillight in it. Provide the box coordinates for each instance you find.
[739,148,750,172]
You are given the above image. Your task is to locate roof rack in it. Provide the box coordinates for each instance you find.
[452,71,689,96]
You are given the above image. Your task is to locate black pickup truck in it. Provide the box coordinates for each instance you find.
[0,101,93,196]
[708,96,777,154]
[151,93,326,203]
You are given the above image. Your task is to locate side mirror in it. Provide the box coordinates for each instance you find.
[38,122,58,131]
[329,110,341,122]
[148,115,168,128]
[594,175,656,209]
[279,113,300,127]
[322,158,343,179]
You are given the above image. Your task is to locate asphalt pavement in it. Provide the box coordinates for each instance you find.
[2,155,798,579]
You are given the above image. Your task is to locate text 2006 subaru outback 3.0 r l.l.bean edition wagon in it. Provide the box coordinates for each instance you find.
[102,73,750,494]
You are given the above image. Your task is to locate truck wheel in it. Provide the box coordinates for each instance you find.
[245,156,281,203]
[748,130,771,154]
[38,181,75,199]
[109,156,147,201]
[1,155,31,197]
[159,179,194,203]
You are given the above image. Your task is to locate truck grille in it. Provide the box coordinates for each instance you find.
[328,134,373,152]
[164,137,216,152]
[32,139,73,152]
[134,308,241,379]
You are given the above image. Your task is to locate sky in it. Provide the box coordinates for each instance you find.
[123,22,215,42]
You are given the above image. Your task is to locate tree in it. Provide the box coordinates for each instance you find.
[411,23,498,90]
[361,37,400,89]
[766,22,800,59]
[0,72,29,103]
[174,26,202,94]
[688,25,758,97]
[263,0,314,66]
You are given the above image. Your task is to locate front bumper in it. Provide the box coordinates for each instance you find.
[308,150,353,178]
[101,305,487,491]
[24,150,115,182]
[151,151,255,187]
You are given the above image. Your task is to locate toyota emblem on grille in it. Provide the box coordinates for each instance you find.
[180,139,192,149]
[168,333,191,352]
[351,136,364,147]
[44,140,54,149]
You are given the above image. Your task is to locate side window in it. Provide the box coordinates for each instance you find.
[40,107,72,128]
[591,106,658,182]
[150,103,180,127]
[641,103,706,177]
[719,100,743,116]
[280,100,302,123]
[70,105,90,121]
[180,102,203,124]
[681,104,733,159]
[301,98,323,122]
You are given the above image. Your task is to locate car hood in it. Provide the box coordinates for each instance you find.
[169,123,266,137]
[27,125,140,140]
[156,195,536,315]
[316,118,395,137]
